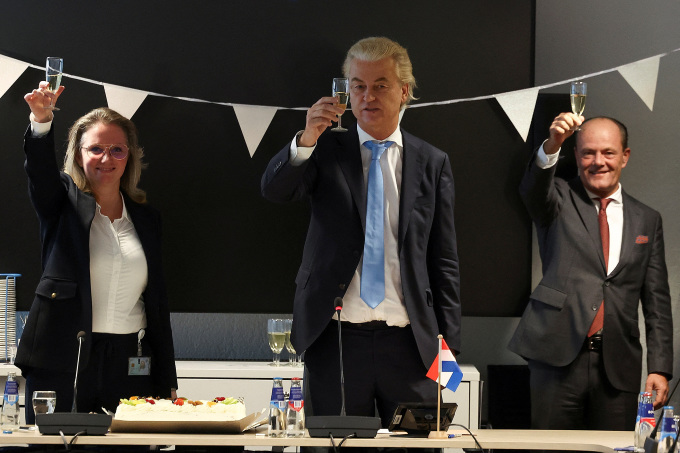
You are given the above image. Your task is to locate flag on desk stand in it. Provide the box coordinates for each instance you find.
[426,336,463,392]
[426,335,463,438]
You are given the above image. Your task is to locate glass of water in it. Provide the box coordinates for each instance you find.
[7,344,17,365]
[32,391,56,416]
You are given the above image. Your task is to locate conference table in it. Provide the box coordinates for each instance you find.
[0,427,635,451]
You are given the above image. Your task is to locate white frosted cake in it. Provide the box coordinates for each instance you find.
[115,397,247,422]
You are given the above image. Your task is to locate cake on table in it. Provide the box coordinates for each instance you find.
[115,396,247,422]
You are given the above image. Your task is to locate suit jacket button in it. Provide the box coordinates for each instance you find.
[592,304,598,311]
[339,284,346,290]
[51,292,57,299]
[604,281,610,287]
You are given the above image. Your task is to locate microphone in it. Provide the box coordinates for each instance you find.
[306,297,380,438]
[34,330,112,435]
[334,298,346,417]
[72,331,85,413]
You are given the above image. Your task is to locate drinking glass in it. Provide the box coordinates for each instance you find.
[570,81,587,130]
[44,57,63,111]
[283,319,297,366]
[7,344,17,365]
[331,77,349,132]
[32,391,56,416]
[267,319,285,366]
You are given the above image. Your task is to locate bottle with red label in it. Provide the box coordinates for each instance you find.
[285,377,305,437]
[635,392,656,449]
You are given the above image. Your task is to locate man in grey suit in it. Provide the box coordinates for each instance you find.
[262,37,460,426]
[509,112,673,430]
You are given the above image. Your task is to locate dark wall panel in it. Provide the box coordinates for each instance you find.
[0,0,535,316]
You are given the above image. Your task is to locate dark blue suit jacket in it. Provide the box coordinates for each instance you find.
[16,126,178,395]
[261,125,461,368]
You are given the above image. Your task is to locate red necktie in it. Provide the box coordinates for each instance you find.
[587,197,612,337]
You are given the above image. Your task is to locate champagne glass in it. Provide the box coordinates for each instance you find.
[331,77,349,132]
[283,319,297,366]
[267,319,285,366]
[570,81,587,130]
[44,57,63,111]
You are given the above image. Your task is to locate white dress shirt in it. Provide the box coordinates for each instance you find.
[89,201,148,333]
[290,126,410,326]
[30,115,149,333]
[537,143,623,274]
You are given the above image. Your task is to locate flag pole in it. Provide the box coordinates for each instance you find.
[429,334,447,439]
[437,334,442,433]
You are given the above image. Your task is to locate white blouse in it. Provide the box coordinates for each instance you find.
[89,199,148,334]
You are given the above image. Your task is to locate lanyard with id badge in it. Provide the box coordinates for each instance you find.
[128,329,151,376]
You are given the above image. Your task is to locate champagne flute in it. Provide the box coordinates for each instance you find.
[44,57,63,111]
[267,319,285,366]
[570,81,587,130]
[283,319,295,365]
[331,77,349,132]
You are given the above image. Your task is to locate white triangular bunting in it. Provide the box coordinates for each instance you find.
[0,55,29,99]
[233,104,278,157]
[103,83,149,119]
[494,87,540,142]
[617,56,660,111]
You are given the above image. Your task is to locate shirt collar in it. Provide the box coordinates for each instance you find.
[357,124,403,149]
[585,183,623,205]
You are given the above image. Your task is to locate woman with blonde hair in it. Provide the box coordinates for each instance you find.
[17,82,177,423]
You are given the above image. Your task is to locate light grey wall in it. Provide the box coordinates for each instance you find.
[535,0,680,408]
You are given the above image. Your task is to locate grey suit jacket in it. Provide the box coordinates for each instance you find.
[261,124,461,368]
[508,153,673,392]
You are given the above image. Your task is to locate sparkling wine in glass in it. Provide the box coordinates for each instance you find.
[283,319,298,366]
[570,81,587,130]
[44,57,63,111]
[267,319,286,366]
[331,77,349,132]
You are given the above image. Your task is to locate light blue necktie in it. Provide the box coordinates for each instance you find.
[360,140,394,308]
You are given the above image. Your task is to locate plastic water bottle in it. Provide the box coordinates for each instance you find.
[268,377,286,437]
[656,406,677,453]
[634,392,656,450]
[285,377,305,437]
[1,372,20,431]
[634,392,644,449]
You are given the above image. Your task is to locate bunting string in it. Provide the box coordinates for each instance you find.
[409,45,679,108]
[1,45,679,151]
